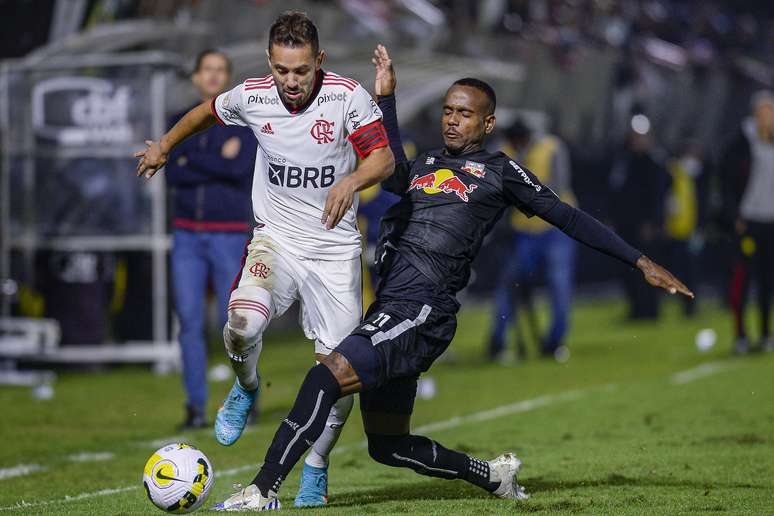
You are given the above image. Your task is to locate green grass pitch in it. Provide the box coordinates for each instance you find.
[1,299,773,514]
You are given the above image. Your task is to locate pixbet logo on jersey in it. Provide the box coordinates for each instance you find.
[247,94,279,105]
[407,169,478,202]
[269,163,336,188]
[310,119,335,144]
[317,91,347,106]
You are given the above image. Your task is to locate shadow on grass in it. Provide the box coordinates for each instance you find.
[327,473,767,511]
[525,473,767,491]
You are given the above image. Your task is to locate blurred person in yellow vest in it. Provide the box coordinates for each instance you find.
[664,142,704,317]
[487,119,577,361]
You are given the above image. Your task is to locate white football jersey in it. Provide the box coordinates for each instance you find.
[212,71,384,260]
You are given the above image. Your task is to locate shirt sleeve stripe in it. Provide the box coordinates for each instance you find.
[322,80,356,91]
[245,75,273,83]
[325,73,358,87]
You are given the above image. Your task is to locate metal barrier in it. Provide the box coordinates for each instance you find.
[0,51,181,367]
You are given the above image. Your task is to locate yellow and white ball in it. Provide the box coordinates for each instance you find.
[143,443,214,513]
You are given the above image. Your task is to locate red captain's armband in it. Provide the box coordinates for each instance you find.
[348,120,388,159]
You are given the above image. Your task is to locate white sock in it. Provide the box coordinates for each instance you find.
[305,394,354,468]
[223,326,262,391]
[224,286,271,392]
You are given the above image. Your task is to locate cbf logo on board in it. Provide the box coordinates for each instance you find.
[310,119,335,144]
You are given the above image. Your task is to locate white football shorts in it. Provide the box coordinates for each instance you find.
[232,226,362,355]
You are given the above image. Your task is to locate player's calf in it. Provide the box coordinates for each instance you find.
[366,433,528,499]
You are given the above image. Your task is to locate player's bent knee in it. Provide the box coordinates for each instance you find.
[226,309,266,342]
[321,351,360,392]
[225,287,271,347]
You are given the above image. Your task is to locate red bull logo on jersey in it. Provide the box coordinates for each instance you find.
[407,169,478,202]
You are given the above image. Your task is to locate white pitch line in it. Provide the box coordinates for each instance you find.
[0,464,46,481]
[0,386,594,511]
[0,486,138,512]
[670,361,736,385]
[66,452,115,463]
[134,435,190,449]
[412,389,585,434]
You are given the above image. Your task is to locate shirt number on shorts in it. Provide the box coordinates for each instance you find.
[373,313,391,327]
[362,312,391,332]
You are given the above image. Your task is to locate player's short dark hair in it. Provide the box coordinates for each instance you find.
[451,78,496,115]
[193,49,232,74]
[269,11,320,56]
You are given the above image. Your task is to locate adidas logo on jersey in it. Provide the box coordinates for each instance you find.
[260,123,274,135]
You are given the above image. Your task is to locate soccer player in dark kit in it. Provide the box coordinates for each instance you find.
[214,45,693,511]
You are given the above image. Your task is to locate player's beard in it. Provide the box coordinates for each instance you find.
[281,89,306,108]
[280,81,313,109]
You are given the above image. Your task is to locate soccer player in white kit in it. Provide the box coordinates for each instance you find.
[135,11,394,507]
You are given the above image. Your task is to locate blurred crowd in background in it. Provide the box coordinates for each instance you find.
[2,0,774,365]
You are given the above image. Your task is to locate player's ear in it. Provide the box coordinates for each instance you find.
[484,114,496,135]
[316,49,326,70]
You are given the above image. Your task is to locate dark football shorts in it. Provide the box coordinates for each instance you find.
[336,298,457,414]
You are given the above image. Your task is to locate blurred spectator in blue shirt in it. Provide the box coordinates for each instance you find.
[487,119,577,362]
[166,50,256,429]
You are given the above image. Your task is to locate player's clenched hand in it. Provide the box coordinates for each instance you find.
[636,255,694,298]
[134,139,168,179]
[372,44,396,97]
[322,176,356,230]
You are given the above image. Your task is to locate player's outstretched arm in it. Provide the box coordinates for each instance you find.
[539,200,694,298]
[504,157,693,299]
[134,100,216,179]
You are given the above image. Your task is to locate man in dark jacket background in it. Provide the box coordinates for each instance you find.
[166,50,256,428]
[608,113,671,320]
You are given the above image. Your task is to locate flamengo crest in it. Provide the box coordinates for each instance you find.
[310,119,335,144]
[249,262,271,279]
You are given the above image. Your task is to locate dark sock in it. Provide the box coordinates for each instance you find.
[464,456,500,492]
[252,364,341,496]
[367,433,500,492]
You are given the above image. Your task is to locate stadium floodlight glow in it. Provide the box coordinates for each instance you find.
[630,114,651,135]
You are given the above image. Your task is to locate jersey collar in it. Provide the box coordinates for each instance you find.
[279,70,324,116]
[442,145,488,158]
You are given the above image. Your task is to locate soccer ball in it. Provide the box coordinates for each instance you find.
[143,443,214,513]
